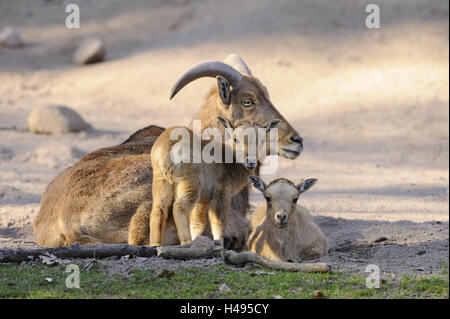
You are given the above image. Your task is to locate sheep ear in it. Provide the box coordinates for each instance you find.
[265,119,281,132]
[217,76,231,105]
[248,175,266,192]
[296,178,318,194]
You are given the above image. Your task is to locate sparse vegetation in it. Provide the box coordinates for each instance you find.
[0,263,447,299]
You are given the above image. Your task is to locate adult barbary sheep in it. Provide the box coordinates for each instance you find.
[150,117,281,247]
[33,54,304,249]
[247,176,328,261]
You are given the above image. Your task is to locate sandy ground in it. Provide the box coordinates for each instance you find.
[0,0,448,276]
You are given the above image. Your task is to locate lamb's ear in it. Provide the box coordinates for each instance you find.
[248,175,266,193]
[217,116,233,130]
[296,178,318,194]
[217,116,234,139]
[265,119,282,132]
[217,76,231,105]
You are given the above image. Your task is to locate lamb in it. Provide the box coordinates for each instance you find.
[150,117,281,246]
[247,176,328,261]
[33,54,304,249]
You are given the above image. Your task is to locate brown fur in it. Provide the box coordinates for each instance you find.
[34,58,302,249]
[33,129,249,247]
[247,179,328,261]
[149,120,275,246]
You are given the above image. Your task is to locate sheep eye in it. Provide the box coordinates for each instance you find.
[265,196,272,206]
[241,99,254,107]
[292,198,298,204]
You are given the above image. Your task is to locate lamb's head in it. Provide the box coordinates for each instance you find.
[170,55,304,160]
[218,116,281,170]
[248,176,317,228]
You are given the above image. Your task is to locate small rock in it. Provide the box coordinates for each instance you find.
[191,235,215,249]
[73,37,106,65]
[0,26,24,48]
[273,295,284,299]
[45,278,53,283]
[313,290,324,299]
[417,250,426,255]
[28,104,89,135]
[219,283,230,292]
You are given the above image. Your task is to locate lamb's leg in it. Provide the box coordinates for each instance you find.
[128,201,152,245]
[149,178,173,247]
[172,179,199,246]
[190,201,208,241]
[208,192,230,246]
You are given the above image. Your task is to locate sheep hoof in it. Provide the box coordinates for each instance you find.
[213,240,223,247]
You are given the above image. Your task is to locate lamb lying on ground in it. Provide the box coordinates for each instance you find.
[247,176,328,261]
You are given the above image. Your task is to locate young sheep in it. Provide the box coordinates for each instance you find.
[150,117,281,247]
[247,176,328,261]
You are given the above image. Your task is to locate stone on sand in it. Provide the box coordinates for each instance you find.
[0,26,24,48]
[73,37,106,65]
[27,104,89,135]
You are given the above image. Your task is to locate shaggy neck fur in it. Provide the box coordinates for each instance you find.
[209,136,256,193]
[262,209,300,261]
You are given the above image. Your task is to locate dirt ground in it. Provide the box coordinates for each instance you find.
[0,0,448,276]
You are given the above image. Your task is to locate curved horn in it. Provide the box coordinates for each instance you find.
[170,61,242,100]
[224,54,252,76]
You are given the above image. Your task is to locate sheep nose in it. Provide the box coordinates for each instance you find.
[290,135,303,147]
[276,213,288,224]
